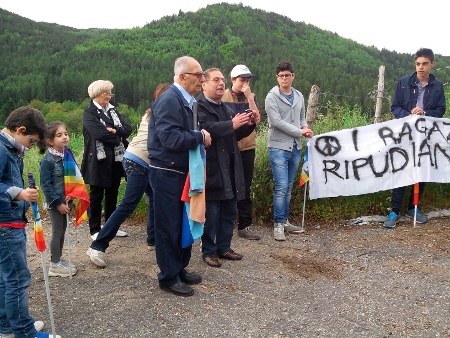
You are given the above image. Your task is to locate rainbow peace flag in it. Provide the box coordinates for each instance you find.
[298,145,310,187]
[28,173,46,252]
[64,148,90,227]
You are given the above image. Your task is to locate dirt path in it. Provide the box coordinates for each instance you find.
[26,215,449,337]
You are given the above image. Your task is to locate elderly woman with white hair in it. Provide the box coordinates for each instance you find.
[81,80,132,241]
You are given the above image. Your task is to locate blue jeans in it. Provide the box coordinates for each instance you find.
[0,227,37,338]
[91,158,153,252]
[149,167,192,288]
[268,147,301,223]
[201,198,237,259]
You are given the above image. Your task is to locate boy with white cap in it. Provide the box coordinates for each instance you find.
[222,65,261,240]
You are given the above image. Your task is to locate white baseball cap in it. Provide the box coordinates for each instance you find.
[230,64,254,78]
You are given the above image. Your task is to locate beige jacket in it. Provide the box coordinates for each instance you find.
[222,89,257,151]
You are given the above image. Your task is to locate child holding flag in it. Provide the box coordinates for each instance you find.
[40,121,77,277]
[0,106,61,338]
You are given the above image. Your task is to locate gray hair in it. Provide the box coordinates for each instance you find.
[174,56,195,82]
[87,80,114,99]
[203,68,221,80]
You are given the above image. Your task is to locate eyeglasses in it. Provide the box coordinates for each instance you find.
[182,72,205,79]
[102,92,114,97]
[277,73,293,78]
[207,77,227,84]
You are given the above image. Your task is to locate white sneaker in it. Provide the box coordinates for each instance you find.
[283,220,305,234]
[115,229,128,237]
[34,320,44,331]
[86,248,107,268]
[274,223,286,241]
[91,232,99,241]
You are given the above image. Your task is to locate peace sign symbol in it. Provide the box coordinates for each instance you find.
[315,136,341,156]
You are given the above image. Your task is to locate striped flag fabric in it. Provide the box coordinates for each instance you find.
[298,144,310,187]
[27,173,46,252]
[413,182,419,205]
[180,144,206,248]
[63,148,90,227]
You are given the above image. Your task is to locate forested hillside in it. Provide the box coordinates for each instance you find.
[1,3,449,123]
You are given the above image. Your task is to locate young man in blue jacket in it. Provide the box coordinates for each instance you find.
[384,48,446,228]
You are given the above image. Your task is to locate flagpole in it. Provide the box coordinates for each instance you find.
[28,173,57,337]
[66,213,73,279]
[301,181,307,229]
[40,252,56,337]
[413,183,419,228]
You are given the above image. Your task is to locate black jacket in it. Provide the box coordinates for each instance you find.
[81,100,132,187]
[197,93,255,201]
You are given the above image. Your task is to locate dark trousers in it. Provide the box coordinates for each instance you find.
[149,167,192,288]
[391,182,426,213]
[88,161,122,235]
[91,159,153,252]
[237,149,255,230]
[48,208,67,263]
[201,197,237,259]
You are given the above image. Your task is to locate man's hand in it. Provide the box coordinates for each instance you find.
[232,113,251,129]
[201,129,212,147]
[411,107,425,115]
[302,127,314,138]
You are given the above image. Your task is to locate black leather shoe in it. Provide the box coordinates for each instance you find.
[160,281,194,297]
[180,272,202,285]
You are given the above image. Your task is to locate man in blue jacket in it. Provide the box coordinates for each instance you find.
[384,48,446,229]
[148,56,211,296]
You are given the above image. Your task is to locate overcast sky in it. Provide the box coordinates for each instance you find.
[1,0,449,57]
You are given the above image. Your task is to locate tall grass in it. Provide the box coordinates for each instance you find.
[252,102,450,224]
[23,101,450,225]
[23,134,148,222]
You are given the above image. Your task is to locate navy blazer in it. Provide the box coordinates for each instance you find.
[391,72,446,119]
[147,84,204,172]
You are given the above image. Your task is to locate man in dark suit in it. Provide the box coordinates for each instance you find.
[197,67,256,268]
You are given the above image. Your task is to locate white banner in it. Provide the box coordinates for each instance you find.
[308,115,450,199]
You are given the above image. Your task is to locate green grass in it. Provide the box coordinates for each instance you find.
[23,100,450,224]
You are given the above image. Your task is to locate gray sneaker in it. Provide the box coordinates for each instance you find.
[383,211,401,228]
[283,220,305,234]
[274,223,286,241]
[238,226,260,240]
[60,259,78,273]
[48,263,77,277]
[405,209,428,224]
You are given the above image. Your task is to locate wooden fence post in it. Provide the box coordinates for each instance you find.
[306,85,320,128]
[373,65,385,123]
